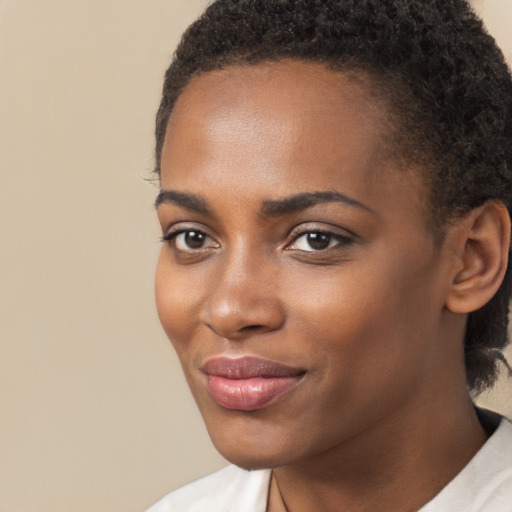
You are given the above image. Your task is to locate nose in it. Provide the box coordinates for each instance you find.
[200,251,285,340]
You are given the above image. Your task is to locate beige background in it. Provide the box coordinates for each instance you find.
[0,1,511,511]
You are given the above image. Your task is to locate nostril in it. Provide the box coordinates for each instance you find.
[206,323,265,334]
[240,324,265,332]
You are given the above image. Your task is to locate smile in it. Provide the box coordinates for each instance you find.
[201,356,305,411]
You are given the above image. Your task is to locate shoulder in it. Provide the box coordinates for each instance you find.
[421,416,512,512]
[145,465,271,512]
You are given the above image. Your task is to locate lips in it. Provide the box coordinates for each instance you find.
[201,356,305,411]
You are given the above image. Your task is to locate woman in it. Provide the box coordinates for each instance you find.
[147,0,512,510]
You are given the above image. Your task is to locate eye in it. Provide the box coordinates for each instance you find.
[162,229,218,252]
[287,230,352,252]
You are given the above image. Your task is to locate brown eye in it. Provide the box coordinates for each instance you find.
[288,231,349,252]
[167,230,218,252]
[305,233,331,250]
[182,231,206,249]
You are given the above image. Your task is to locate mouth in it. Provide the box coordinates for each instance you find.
[201,356,306,412]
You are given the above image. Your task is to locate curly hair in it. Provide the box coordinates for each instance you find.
[155,0,512,393]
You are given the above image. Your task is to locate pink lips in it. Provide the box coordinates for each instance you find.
[201,356,305,411]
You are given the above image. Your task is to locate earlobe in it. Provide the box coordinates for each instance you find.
[445,201,511,314]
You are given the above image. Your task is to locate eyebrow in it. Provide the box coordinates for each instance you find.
[154,189,376,217]
[260,191,376,216]
[155,190,212,215]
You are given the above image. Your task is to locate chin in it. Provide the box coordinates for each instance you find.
[205,418,303,471]
[213,444,282,471]
[196,389,324,470]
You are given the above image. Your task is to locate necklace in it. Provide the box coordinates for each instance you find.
[268,471,290,512]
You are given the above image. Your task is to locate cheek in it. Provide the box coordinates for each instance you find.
[286,262,431,377]
[287,264,393,336]
[155,250,204,350]
[280,269,429,440]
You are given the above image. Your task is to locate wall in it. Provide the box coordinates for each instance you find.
[0,1,510,511]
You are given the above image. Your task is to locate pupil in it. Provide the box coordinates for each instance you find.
[185,231,205,249]
[307,232,330,250]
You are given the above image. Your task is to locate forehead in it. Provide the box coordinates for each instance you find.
[166,63,381,177]
[171,61,381,120]
[161,61,428,227]
[168,61,385,144]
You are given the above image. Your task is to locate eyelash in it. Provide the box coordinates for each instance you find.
[161,229,218,251]
[161,226,354,255]
[286,228,354,253]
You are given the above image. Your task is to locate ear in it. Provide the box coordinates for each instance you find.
[445,201,511,314]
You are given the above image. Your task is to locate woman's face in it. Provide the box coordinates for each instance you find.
[155,62,458,469]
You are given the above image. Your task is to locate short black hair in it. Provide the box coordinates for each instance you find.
[155,0,512,392]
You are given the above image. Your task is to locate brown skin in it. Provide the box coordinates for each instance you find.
[155,61,509,511]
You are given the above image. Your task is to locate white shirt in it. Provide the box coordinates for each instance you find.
[146,417,512,512]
